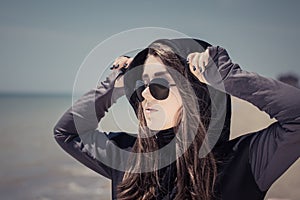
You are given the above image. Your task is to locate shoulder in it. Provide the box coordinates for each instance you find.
[214,132,255,159]
[214,133,267,198]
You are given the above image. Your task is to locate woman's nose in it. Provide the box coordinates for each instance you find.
[141,86,154,101]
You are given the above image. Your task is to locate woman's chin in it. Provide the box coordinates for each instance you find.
[146,117,174,131]
[146,118,167,131]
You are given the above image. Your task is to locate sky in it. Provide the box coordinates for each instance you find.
[0,0,299,94]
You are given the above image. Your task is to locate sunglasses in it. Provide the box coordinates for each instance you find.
[135,78,176,102]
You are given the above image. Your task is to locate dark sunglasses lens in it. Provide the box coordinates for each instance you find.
[150,84,169,100]
[149,78,169,100]
[135,78,170,102]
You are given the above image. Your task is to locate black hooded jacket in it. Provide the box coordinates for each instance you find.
[54,38,300,199]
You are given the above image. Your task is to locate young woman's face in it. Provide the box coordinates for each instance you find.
[140,55,183,130]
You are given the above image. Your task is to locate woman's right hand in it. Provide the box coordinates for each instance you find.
[111,56,133,88]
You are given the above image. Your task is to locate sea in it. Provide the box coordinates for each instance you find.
[0,94,111,200]
[0,94,298,200]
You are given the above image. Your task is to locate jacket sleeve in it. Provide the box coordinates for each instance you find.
[205,46,300,191]
[53,69,125,179]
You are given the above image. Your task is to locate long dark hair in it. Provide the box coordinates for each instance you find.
[118,42,218,200]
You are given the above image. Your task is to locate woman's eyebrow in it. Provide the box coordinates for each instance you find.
[142,71,169,78]
[154,71,169,76]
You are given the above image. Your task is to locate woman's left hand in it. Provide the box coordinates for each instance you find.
[187,49,210,84]
[111,56,133,88]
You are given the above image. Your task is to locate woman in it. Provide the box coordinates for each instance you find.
[54,38,300,200]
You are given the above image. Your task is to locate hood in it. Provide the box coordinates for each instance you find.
[123,38,231,147]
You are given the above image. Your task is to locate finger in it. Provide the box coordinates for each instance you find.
[198,53,206,73]
[187,53,196,71]
[110,64,117,70]
[111,59,120,70]
[119,56,132,70]
[118,58,128,69]
[204,48,212,65]
[187,53,196,64]
[111,56,127,70]
[112,57,123,67]
[191,53,201,72]
[199,50,210,73]
[110,63,119,70]
[188,52,209,84]
[124,58,133,69]
[202,49,209,66]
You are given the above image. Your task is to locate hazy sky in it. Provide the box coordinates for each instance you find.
[0,0,299,94]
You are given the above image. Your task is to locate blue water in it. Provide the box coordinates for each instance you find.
[0,95,111,200]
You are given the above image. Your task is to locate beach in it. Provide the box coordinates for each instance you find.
[0,95,298,200]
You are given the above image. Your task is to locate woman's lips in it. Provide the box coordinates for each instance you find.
[145,108,158,114]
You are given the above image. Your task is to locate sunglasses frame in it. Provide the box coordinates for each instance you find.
[135,78,176,102]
